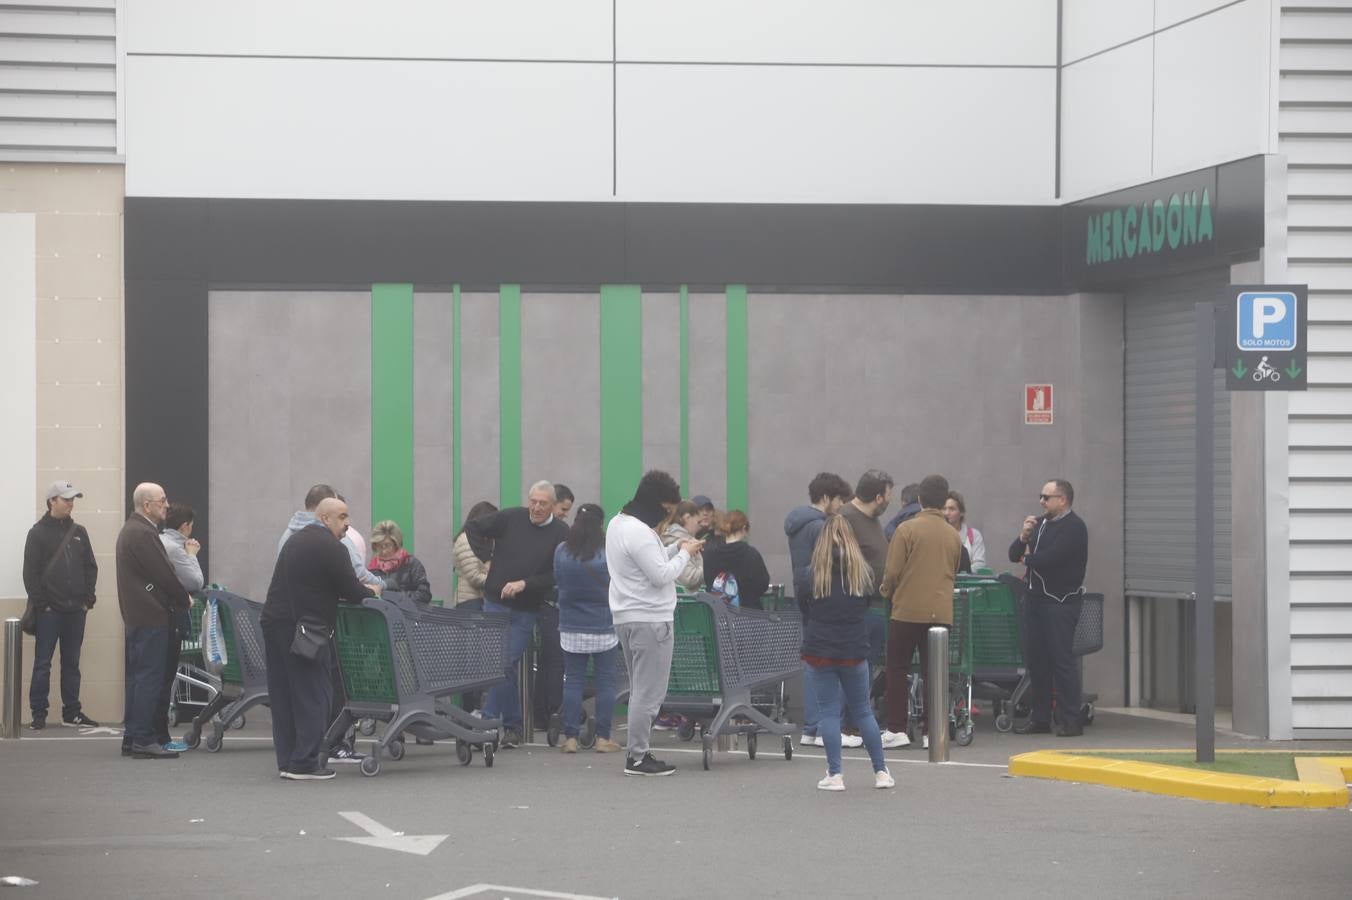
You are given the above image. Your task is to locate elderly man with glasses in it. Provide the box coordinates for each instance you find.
[465,480,570,748]
[1008,479,1089,738]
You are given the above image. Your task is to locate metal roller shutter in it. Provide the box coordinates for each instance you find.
[1124,268,1232,598]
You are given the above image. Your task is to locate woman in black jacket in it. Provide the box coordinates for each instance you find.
[802,515,893,792]
[368,520,433,605]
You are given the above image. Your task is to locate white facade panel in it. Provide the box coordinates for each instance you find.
[1288,511,1352,539]
[1290,543,1352,571]
[1060,39,1154,199]
[1293,700,1352,729]
[1290,605,1352,635]
[1291,481,1352,507]
[1291,669,1352,697]
[1061,0,1152,62]
[124,0,613,61]
[124,56,613,201]
[0,214,36,597]
[1291,577,1352,605]
[616,0,1056,65]
[1292,637,1352,666]
[616,64,1056,204]
[1156,0,1248,29]
[1152,0,1270,178]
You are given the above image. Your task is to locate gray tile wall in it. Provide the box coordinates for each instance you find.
[458,292,501,515]
[641,291,681,482]
[412,292,455,599]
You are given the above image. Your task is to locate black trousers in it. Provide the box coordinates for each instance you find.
[153,621,182,744]
[1024,597,1083,726]
[263,619,333,774]
[533,603,564,721]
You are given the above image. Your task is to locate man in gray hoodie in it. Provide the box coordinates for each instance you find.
[784,471,853,746]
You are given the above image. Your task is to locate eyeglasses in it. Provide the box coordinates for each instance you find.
[1039,493,1063,501]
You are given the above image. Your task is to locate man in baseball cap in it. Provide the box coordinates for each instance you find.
[24,480,99,729]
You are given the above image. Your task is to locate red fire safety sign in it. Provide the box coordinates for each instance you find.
[1025,384,1053,425]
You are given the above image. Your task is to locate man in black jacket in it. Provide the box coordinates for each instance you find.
[262,497,380,780]
[24,481,99,730]
[465,480,569,747]
[1009,478,1090,737]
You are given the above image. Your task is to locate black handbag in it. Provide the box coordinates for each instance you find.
[290,616,333,662]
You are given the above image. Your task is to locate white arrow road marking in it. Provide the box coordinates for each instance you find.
[424,886,617,900]
[78,726,123,736]
[335,811,447,857]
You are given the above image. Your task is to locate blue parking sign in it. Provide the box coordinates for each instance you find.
[1236,292,1298,351]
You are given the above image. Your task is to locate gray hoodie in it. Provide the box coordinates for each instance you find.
[160,529,204,593]
[784,505,827,601]
[278,511,383,588]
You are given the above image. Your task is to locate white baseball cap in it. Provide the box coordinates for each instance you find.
[45,480,83,501]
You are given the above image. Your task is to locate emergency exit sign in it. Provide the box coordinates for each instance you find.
[1025,384,1053,425]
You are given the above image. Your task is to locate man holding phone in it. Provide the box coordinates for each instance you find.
[1008,479,1089,737]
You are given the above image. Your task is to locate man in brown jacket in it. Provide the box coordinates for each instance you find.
[879,474,962,750]
[117,482,191,759]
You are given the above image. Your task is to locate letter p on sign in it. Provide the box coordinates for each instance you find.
[1237,292,1297,351]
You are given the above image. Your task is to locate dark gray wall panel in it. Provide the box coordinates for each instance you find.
[641,292,682,482]
[413,292,456,599]
[207,291,372,601]
[521,292,601,511]
[458,292,501,514]
[686,293,727,507]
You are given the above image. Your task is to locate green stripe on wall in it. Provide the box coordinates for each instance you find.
[600,285,644,518]
[679,284,690,496]
[726,284,749,513]
[371,283,415,550]
[499,284,522,508]
[452,284,462,531]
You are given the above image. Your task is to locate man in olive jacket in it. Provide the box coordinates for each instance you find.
[116,483,191,759]
[878,474,962,750]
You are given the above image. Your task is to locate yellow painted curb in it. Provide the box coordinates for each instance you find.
[1008,750,1350,809]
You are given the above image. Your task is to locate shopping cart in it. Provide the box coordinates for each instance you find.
[660,593,802,770]
[954,575,1026,733]
[180,589,269,753]
[326,596,510,776]
[904,586,976,746]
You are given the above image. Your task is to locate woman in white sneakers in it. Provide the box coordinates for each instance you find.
[801,515,894,792]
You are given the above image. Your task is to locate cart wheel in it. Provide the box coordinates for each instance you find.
[360,755,380,777]
[677,720,695,742]
[204,731,222,753]
[579,716,597,750]
[702,744,712,771]
[956,722,975,747]
[546,713,561,748]
[746,732,757,760]
[783,735,793,761]
[995,713,1013,733]
[386,739,405,761]
[359,717,376,736]
[456,740,473,766]
[483,742,495,768]
[183,729,201,750]
[230,715,246,730]
[1082,703,1095,725]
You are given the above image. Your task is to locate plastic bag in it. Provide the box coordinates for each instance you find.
[202,596,229,675]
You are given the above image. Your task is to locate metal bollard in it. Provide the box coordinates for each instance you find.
[518,644,534,741]
[927,626,949,763]
[3,618,21,739]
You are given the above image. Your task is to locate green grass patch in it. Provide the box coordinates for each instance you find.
[1076,751,1346,782]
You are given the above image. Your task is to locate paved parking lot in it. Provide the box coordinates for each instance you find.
[2,711,1350,899]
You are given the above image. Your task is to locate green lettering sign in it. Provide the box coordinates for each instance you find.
[1136,201,1151,256]
[1183,191,1198,245]
[1166,193,1183,249]
[1087,215,1101,265]
[1124,205,1138,257]
[1083,183,1216,266]
[1198,188,1214,242]
[1151,199,1165,252]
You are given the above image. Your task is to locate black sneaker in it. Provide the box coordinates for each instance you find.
[500,728,521,749]
[328,746,365,765]
[624,752,676,776]
[28,716,45,731]
[281,768,336,781]
[62,712,100,728]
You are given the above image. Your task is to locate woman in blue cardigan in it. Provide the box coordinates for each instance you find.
[554,503,621,754]
[803,515,895,791]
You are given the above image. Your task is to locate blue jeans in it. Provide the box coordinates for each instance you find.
[807,661,886,776]
[562,645,617,739]
[124,625,170,746]
[30,608,86,720]
[481,598,537,731]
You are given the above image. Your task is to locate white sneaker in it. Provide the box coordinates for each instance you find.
[817,772,845,791]
[881,730,911,749]
[874,768,896,789]
[922,734,929,750]
[799,733,818,746]
[840,733,863,748]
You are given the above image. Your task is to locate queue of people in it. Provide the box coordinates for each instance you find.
[22,465,1088,787]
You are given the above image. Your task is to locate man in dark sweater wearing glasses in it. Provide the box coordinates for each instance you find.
[1009,478,1089,738]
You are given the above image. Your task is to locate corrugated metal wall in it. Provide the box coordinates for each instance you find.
[0,1,117,158]
[1280,0,1352,737]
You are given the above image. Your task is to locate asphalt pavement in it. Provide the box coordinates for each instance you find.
[1,710,1349,899]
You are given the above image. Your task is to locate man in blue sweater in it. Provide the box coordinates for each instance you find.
[1009,479,1089,737]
